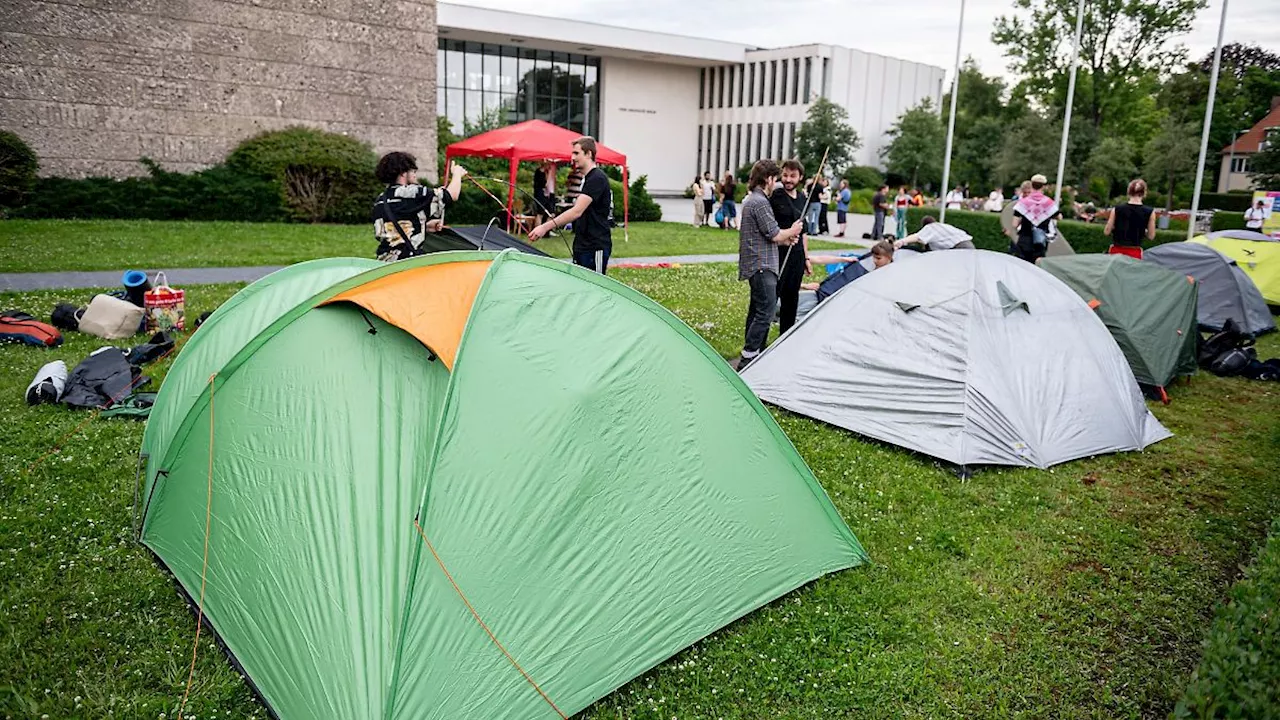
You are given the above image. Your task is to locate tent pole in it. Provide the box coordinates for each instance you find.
[507,157,517,234]
[939,0,966,224]
[1188,0,1229,241]
[622,164,630,242]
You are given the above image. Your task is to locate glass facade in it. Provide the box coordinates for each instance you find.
[438,39,600,137]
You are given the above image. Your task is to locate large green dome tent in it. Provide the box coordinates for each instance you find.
[137,250,866,719]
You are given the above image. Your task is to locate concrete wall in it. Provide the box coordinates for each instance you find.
[599,57,699,196]
[0,0,438,179]
[1217,155,1255,192]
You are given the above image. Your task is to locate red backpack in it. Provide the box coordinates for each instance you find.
[0,310,63,348]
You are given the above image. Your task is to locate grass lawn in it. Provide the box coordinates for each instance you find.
[0,220,850,273]
[2,265,1279,719]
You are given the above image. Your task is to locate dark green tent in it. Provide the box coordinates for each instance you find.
[1040,255,1198,395]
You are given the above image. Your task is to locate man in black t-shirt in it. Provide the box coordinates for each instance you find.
[529,136,614,274]
[770,158,811,334]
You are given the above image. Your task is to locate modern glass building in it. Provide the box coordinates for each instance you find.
[437,39,600,138]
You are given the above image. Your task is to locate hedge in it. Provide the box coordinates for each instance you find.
[904,207,1185,254]
[1174,518,1280,719]
[1211,211,1248,232]
[1198,192,1256,213]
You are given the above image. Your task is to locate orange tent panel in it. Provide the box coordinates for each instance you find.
[325,260,492,369]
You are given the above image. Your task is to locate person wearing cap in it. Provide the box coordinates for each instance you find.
[1245,199,1267,231]
[1008,173,1061,263]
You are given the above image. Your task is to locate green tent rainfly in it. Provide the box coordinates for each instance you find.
[1039,254,1198,392]
[137,250,867,719]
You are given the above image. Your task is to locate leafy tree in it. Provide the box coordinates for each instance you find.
[1143,117,1200,211]
[993,0,1205,131]
[1249,140,1280,189]
[880,99,944,189]
[995,113,1061,187]
[1083,136,1137,199]
[0,130,39,210]
[953,116,1006,193]
[1200,43,1280,79]
[793,97,861,176]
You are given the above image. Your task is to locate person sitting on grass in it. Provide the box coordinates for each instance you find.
[800,241,895,291]
[371,152,466,263]
[893,215,975,252]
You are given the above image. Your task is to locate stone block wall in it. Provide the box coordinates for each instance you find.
[0,0,438,178]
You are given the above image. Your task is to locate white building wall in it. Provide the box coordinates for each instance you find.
[599,57,701,196]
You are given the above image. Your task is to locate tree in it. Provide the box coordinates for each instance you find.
[880,99,944,189]
[1083,136,1136,199]
[1249,140,1280,190]
[1143,117,1200,211]
[436,116,460,177]
[1200,43,1280,79]
[993,0,1205,131]
[995,113,1061,188]
[793,97,861,176]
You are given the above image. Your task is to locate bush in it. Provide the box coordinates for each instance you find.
[1211,210,1248,232]
[844,166,884,190]
[0,130,39,211]
[1199,192,1255,213]
[11,160,285,222]
[848,188,875,215]
[227,126,380,223]
[1174,518,1280,719]
[904,207,1184,254]
[624,174,662,222]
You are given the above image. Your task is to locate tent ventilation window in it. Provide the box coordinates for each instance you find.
[997,281,1030,316]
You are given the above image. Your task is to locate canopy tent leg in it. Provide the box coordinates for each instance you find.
[507,158,518,235]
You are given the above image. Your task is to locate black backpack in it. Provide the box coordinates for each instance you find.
[1197,319,1254,372]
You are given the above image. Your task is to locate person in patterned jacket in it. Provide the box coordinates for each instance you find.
[371,152,467,262]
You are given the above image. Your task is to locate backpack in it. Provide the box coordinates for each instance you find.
[0,310,63,348]
[1197,319,1253,370]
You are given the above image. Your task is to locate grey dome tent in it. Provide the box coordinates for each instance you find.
[742,250,1170,469]
[1145,242,1275,335]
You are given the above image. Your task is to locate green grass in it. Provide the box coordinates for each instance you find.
[2,266,1279,719]
[0,220,850,273]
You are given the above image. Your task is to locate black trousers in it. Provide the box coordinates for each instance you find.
[818,205,829,234]
[743,269,778,354]
[776,245,806,334]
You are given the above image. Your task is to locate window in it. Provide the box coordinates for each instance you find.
[821,57,830,95]
[803,57,812,101]
[1231,157,1250,173]
[699,68,706,109]
[777,122,785,158]
[737,65,744,106]
[697,124,703,176]
[747,63,755,107]
[766,123,774,159]
[788,122,796,157]
[744,124,752,162]
[769,60,777,105]
[756,123,764,158]
[792,59,800,104]
[718,66,726,108]
[715,125,723,176]
[780,59,788,106]
[758,63,766,105]
[705,125,713,172]
[727,66,735,108]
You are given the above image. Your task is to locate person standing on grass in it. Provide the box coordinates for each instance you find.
[528,137,614,274]
[690,174,706,227]
[1009,173,1060,264]
[817,176,832,235]
[738,159,804,371]
[871,184,891,240]
[772,159,812,335]
[721,172,739,230]
[1104,178,1155,259]
[371,151,465,263]
[532,160,556,227]
[893,185,911,240]
[702,172,716,226]
[835,179,852,237]
[1245,199,1267,231]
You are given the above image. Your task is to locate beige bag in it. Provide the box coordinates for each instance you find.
[79,294,144,340]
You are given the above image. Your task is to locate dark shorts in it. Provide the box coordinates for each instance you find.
[573,248,611,274]
[722,200,737,219]
[836,209,847,223]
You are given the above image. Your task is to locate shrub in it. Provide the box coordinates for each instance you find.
[1211,211,1248,232]
[844,166,884,190]
[11,160,285,222]
[227,126,380,223]
[1199,192,1255,213]
[904,207,1184,254]
[848,188,875,215]
[0,130,39,211]
[1174,518,1280,719]
[623,175,662,222]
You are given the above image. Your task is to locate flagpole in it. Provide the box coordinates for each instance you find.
[1054,0,1086,206]
[939,0,966,224]
[1189,0,1229,241]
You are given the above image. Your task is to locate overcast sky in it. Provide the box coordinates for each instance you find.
[452,0,1280,84]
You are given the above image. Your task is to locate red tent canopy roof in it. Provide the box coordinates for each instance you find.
[445,120,627,166]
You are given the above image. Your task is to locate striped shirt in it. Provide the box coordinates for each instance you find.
[738,188,782,280]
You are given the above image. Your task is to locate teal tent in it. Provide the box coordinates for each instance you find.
[138,250,867,718]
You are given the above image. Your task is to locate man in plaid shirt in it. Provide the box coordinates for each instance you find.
[737,159,805,371]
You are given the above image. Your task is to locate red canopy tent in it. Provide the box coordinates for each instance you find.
[443,119,628,236]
